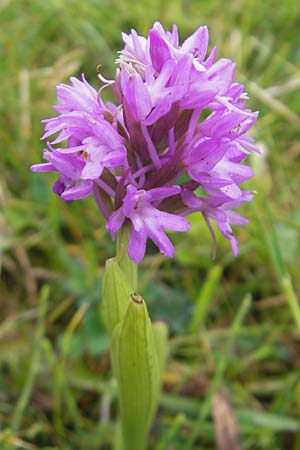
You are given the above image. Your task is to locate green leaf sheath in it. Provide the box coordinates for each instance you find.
[152,321,168,379]
[101,258,132,336]
[116,226,138,291]
[101,229,167,450]
[112,294,160,450]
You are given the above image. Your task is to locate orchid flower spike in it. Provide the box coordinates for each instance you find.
[32,22,258,263]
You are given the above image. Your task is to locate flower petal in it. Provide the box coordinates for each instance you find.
[61,180,93,201]
[128,226,147,263]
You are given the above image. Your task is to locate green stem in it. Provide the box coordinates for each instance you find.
[116,226,137,291]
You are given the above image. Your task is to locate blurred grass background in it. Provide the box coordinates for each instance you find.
[1,0,300,449]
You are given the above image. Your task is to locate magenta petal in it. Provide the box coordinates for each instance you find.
[149,29,171,72]
[148,186,181,201]
[220,183,241,199]
[148,60,175,102]
[168,23,179,47]
[53,178,66,196]
[142,95,173,126]
[30,163,55,172]
[81,161,103,180]
[122,185,139,216]
[61,180,93,201]
[230,234,239,256]
[102,149,126,168]
[130,29,148,63]
[106,208,126,234]
[55,75,99,114]
[226,210,248,226]
[88,119,126,149]
[182,189,203,208]
[181,25,209,60]
[188,171,234,188]
[121,72,152,121]
[145,222,175,257]
[224,161,254,182]
[207,58,236,95]
[180,88,216,109]
[128,226,147,263]
[217,219,239,256]
[169,54,193,95]
[48,151,83,179]
[187,139,227,171]
[204,46,217,67]
[156,211,190,232]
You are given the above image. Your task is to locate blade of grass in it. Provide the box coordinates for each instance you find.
[0,430,37,450]
[252,199,300,332]
[53,301,90,439]
[281,275,300,333]
[188,265,222,333]
[251,199,285,279]
[155,413,186,450]
[5,286,50,449]
[183,294,251,450]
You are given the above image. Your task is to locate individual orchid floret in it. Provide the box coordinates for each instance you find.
[106,185,190,263]
[53,75,103,115]
[31,147,92,201]
[31,75,127,202]
[183,190,253,256]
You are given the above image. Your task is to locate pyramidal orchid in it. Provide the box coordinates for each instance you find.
[31,22,259,450]
[32,22,258,263]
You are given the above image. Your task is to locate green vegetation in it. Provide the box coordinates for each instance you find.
[1,0,300,449]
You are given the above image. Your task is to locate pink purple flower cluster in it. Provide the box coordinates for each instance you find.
[32,22,258,263]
